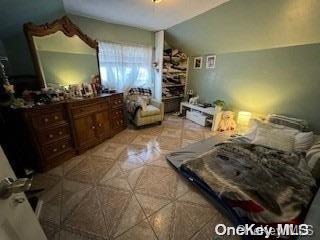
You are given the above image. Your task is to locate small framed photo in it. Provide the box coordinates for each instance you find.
[206,55,216,69]
[193,57,203,69]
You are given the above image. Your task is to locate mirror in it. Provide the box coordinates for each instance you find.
[24,16,100,89]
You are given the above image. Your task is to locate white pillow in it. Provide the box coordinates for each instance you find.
[306,141,320,178]
[294,132,314,152]
[242,119,300,141]
[137,96,148,111]
[252,127,296,152]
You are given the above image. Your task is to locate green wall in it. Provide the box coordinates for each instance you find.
[166,0,320,131]
[0,0,65,76]
[68,15,155,47]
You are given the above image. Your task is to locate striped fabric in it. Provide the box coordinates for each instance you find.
[306,141,320,178]
[267,114,308,131]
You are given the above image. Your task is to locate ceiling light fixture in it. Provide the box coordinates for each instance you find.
[153,0,162,3]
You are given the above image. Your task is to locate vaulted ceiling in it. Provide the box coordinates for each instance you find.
[63,0,230,31]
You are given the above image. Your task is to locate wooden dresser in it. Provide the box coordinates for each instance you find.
[1,93,126,172]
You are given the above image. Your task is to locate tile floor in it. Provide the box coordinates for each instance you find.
[32,115,237,240]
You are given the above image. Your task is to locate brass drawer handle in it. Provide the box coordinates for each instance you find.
[49,134,54,138]
[44,118,49,123]
[98,123,102,127]
[91,126,96,129]
[59,131,63,135]
[54,116,59,120]
[53,148,58,152]
[61,144,66,149]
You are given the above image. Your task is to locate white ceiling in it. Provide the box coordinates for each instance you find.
[63,0,230,31]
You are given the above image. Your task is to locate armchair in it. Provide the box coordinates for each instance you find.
[126,88,164,127]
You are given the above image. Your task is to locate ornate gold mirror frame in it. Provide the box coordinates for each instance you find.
[24,16,100,89]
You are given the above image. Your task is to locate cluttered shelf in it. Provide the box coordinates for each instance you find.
[162,84,185,88]
[162,48,188,113]
[162,95,184,100]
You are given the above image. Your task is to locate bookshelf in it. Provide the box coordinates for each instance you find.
[162,48,188,113]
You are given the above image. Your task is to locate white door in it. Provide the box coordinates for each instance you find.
[0,146,47,240]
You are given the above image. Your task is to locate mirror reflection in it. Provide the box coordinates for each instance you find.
[33,31,99,88]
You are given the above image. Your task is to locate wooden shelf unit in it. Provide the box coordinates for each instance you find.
[162,48,188,113]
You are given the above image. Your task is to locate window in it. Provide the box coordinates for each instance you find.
[99,42,153,93]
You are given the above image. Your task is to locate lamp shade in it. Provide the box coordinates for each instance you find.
[237,111,252,126]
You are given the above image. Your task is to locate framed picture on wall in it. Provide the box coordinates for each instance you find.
[193,57,203,69]
[206,55,216,69]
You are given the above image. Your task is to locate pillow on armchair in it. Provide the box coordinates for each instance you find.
[137,96,148,111]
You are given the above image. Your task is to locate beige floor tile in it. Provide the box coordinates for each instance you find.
[63,154,89,175]
[191,215,239,240]
[96,185,133,237]
[64,158,94,184]
[92,142,127,159]
[31,173,61,198]
[135,148,162,164]
[157,136,181,151]
[148,201,174,240]
[99,174,131,191]
[59,229,103,240]
[63,189,108,239]
[39,182,62,226]
[118,153,145,172]
[135,193,171,217]
[131,134,158,147]
[33,114,228,240]
[161,127,182,138]
[130,165,188,201]
[183,129,205,141]
[109,131,138,144]
[181,138,199,148]
[113,196,146,237]
[115,220,157,240]
[147,156,172,169]
[121,144,150,156]
[149,198,215,240]
[138,125,164,136]
[61,179,92,222]
[99,162,123,182]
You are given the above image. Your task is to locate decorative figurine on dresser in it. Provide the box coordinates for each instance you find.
[0,16,126,173]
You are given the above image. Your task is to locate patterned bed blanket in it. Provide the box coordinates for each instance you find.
[181,142,316,223]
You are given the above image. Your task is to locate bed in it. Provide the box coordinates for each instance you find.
[166,116,320,239]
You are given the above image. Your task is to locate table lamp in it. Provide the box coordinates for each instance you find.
[237,111,252,133]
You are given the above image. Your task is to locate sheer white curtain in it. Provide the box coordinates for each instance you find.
[99,42,153,93]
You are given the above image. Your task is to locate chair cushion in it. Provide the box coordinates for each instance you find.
[140,105,161,117]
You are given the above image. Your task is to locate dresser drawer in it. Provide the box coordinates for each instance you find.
[111,108,124,119]
[31,107,67,129]
[110,95,124,109]
[42,138,72,159]
[71,103,107,118]
[37,125,71,144]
